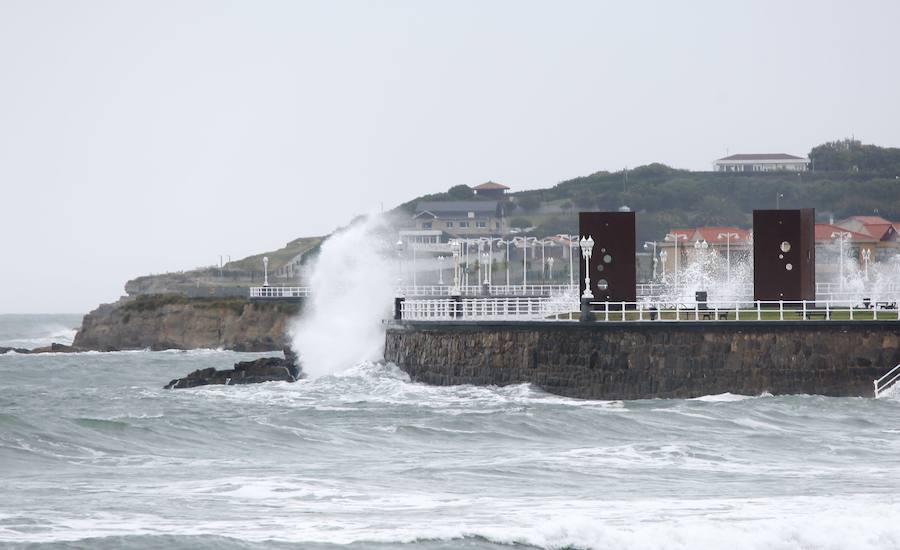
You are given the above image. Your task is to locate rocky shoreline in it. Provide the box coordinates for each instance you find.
[0,343,85,355]
[73,294,300,352]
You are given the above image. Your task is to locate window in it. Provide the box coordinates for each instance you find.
[468,211,475,218]
[476,221,487,228]
[446,221,454,228]
[422,222,432,229]
[459,221,469,228]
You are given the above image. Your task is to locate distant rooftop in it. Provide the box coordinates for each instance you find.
[473,181,510,191]
[717,153,806,161]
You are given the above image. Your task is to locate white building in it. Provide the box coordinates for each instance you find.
[713,153,809,172]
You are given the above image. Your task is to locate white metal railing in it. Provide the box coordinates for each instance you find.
[875,364,900,398]
[400,297,578,321]
[399,297,900,322]
[635,282,900,298]
[249,286,312,298]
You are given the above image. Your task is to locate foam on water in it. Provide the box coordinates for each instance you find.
[3,319,900,549]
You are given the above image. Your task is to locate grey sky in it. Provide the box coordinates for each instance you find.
[1,0,898,313]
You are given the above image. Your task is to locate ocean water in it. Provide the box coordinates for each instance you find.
[3,314,900,550]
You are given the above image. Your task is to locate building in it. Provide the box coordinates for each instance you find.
[656,226,752,274]
[413,201,506,237]
[472,181,510,200]
[713,153,809,172]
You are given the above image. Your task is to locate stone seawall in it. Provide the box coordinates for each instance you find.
[384,321,900,399]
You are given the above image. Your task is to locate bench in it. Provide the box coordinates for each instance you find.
[800,311,829,320]
[700,311,729,320]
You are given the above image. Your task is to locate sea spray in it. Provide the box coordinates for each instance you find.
[290,216,395,378]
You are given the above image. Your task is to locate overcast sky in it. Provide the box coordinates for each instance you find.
[1,0,898,313]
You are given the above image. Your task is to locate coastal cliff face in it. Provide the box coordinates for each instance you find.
[384,321,900,399]
[74,295,301,351]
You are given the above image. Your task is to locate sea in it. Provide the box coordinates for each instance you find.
[3,312,900,550]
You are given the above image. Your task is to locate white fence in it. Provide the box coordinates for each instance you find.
[399,296,900,322]
[249,286,311,298]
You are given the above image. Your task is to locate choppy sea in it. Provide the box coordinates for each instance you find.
[2,313,900,550]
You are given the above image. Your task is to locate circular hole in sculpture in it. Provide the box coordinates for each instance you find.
[785,263,793,271]
[779,254,784,259]
[597,279,609,291]
[780,241,791,253]
[603,254,613,264]
[596,264,604,272]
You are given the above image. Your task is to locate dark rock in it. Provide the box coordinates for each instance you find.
[164,350,303,389]
[1,342,86,354]
[28,343,86,354]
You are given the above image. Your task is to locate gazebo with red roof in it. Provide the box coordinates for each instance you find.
[472,181,510,200]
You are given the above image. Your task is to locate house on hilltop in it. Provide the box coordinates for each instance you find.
[714,153,809,172]
[472,181,510,200]
[413,200,505,237]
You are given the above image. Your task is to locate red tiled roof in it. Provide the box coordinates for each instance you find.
[844,215,891,225]
[473,181,510,191]
[717,153,806,161]
[814,224,877,242]
[861,223,894,240]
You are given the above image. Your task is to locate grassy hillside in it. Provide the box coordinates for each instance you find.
[393,140,900,245]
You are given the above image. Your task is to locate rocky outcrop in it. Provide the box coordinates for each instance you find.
[74,295,301,352]
[1,343,86,354]
[164,349,302,389]
[385,320,900,399]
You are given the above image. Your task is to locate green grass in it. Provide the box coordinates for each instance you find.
[555,308,900,321]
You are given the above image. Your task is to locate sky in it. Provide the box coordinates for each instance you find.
[1,0,899,313]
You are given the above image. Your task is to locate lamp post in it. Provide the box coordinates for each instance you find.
[831,231,851,290]
[862,248,871,281]
[664,233,687,294]
[450,240,461,295]
[482,252,491,285]
[395,239,405,292]
[497,238,512,289]
[263,256,269,287]
[548,257,555,281]
[643,241,658,280]
[717,232,739,284]
[580,235,595,298]
[437,255,445,285]
[659,249,668,282]
[567,236,575,287]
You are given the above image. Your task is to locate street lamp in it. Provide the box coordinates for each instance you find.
[450,240,461,295]
[482,251,491,285]
[437,255,445,285]
[717,232,740,284]
[659,249,668,282]
[263,256,269,287]
[831,231,852,290]
[643,241,658,280]
[395,239,405,292]
[664,232,688,293]
[862,248,871,281]
[548,257,555,281]
[580,235,595,298]
[497,238,513,289]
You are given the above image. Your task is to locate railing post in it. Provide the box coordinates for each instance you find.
[394,297,405,320]
[580,298,593,323]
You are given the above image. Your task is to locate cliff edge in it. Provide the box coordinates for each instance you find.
[73,295,301,351]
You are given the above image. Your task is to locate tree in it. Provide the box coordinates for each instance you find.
[517,195,541,212]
